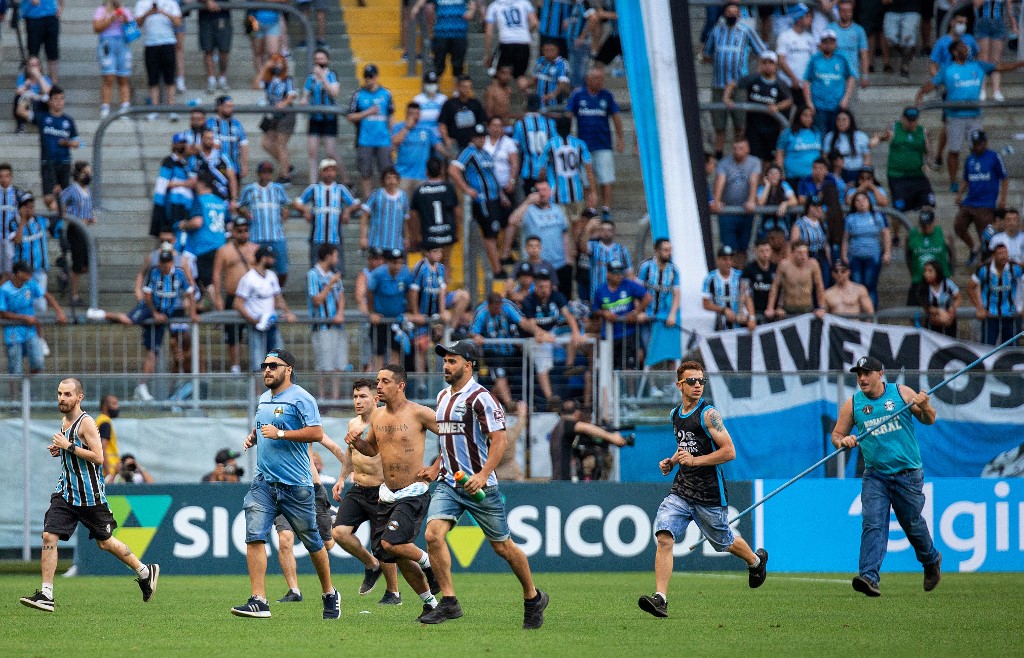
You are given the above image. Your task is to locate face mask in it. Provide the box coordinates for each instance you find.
[79,175,92,186]
[953,23,967,35]
[108,408,120,419]
[271,67,283,76]
[725,15,738,26]
[424,83,439,95]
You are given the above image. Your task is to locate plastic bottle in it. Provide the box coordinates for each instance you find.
[454,471,486,501]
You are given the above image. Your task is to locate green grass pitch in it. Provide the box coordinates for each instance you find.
[2,570,1022,656]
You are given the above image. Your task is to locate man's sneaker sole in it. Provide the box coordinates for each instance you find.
[852,576,881,597]
[748,549,768,589]
[523,589,550,629]
[637,595,668,618]
[924,553,942,592]
[231,607,272,618]
[139,564,159,602]
[359,566,383,595]
[19,595,54,612]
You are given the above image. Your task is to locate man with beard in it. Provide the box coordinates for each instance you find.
[212,218,258,373]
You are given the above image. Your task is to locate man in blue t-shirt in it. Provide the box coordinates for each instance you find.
[391,102,442,190]
[233,347,339,620]
[566,67,624,216]
[347,64,396,199]
[0,261,67,375]
[366,248,415,372]
[15,86,79,203]
[803,31,855,133]
[178,174,228,293]
[954,130,1008,265]
[592,259,651,372]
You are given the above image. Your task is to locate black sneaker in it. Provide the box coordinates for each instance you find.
[359,566,382,595]
[423,565,441,596]
[923,553,942,592]
[523,589,549,629]
[748,549,768,589]
[231,596,271,618]
[379,591,402,605]
[419,596,463,624]
[322,588,341,620]
[416,603,435,622]
[852,575,881,597]
[19,590,54,612]
[277,590,303,603]
[137,564,160,602]
[637,593,667,618]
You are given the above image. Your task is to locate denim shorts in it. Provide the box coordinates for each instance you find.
[243,475,325,552]
[591,149,616,185]
[426,481,510,541]
[654,493,735,551]
[975,16,1008,40]
[6,337,44,375]
[98,35,133,77]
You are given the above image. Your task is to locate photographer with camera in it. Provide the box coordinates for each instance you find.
[549,399,634,481]
[202,447,244,482]
[105,454,154,484]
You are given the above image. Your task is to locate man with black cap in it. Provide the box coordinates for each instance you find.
[521,267,583,406]
[419,339,549,629]
[202,448,244,482]
[954,130,1008,266]
[832,356,941,598]
[880,107,935,225]
[234,244,296,372]
[449,123,508,274]
[905,206,952,303]
[234,347,339,619]
[347,64,396,200]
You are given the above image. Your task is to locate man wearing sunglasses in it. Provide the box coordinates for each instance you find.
[639,361,768,618]
[232,348,340,620]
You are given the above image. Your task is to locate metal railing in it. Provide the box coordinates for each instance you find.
[700,102,791,130]
[712,203,913,233]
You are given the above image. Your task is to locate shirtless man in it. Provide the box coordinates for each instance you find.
[823,260,875,317]
[765,240,826,320]
[346,363,442,621]
[211,218,259,372]
[330,379,402,604]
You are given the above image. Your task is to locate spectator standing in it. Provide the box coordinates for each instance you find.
[724,52,792,163]
[741,239,777,321]
[0,261,66,375]
[881,107,935,219]
[0,165,21,280]
[512,94,557,196]
[905,207,952,303]
[521,269,581,406]
[13,57,53,135]
[93,0,134,118]
[347,64,396,200]
[969,244,1023,344]
[567,67,624,216]
[975,0,1016,100]
[149,133,192,238]
[581,216,631,301]
[823,109,871,183]
[710,139,761,264]
[58,162,96,306]
[702,2,768,158]
[134,0,182,122]
[540,115,597,219]
[366,248,415,372]
[412,71,448,137]
[392,103,442,195]
[258,55,297,185]
[177,173,228,297]
[15,86,78,207]
[407,246,447,373]
[483,116,520,204]
[415,0,475,77]
[191,128,238,205]
[296,0,329,49]
[361,168,409,253]
[483,0,538,85]
[302,48,343,188]
[594,259,651,371]
[245,1,283,78]
[563,0,594,88]
[307,244,346,399]
[637,238,682,369]
[754,164,797,240]
[954,130,1008,266]
[916,260,960,337]
[210,218,258,373]
[238,162,290,286]
[437,75,487,153]
[295,159,360,270]
[881,0,921,77]
[505,181,571,293]
[766,240,826,320]
[470,291,549,408]
[537,0,572,56]
[531,41,570,109]
[803,30,855,133]
[828,0,869,91]
[702,246,752,331]
[483,65,516,123]
[775,106,823,188]
[207,96,249,180]
[842,191,890,307]
[96,394,122,478]
[776,4,817,112]
[449,124,508,273]
[791,196,832,287]
[198,0,232,94]
[409,158,460,265]
[233,244,295,371]
[22,0,62,81]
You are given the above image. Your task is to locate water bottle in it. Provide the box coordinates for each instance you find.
[454,471,486,501]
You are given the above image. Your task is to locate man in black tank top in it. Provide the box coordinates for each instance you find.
[638,362,769,618]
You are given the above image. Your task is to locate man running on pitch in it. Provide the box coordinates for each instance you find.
[639,361,768,618]
[345,364,442,622]
[20,378,159,612]
[331,378,402,604]
[419,340,549,629]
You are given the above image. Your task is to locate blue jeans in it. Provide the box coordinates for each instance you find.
[718,214,753,252]
[849,254,881,307]
[653,493,734,551]
[5,337,44,375]
[859,468,940,586]
[243,475,324,552]
[426,481,510,541]
[982,317,1020,346]
[813,108,838,135]
[247,325,281,372]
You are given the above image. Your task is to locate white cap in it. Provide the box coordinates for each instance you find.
[761,51,779,62]
[319,158,338,171]
[820,28,838,40]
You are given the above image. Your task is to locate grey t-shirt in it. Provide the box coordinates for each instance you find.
[522,203,569,268]
[716,154,762,206]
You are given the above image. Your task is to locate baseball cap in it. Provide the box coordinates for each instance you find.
[319,158,338,171]
[903,107,920,120]
[423,70,438,84]
[386,248,405,260]
[534,267,552,280]
[17,191,34,207]
[515,262,534,277]
[472,123,487,136]
[717,245,734,258]
[581,207,599,219]
[363,63,379,77]
[264,348,297,368]
[820,28,838,40]
[607,258,627,272]
[216,94,232,106]
[435,339,481,364]
[971,129,987,143]
[254,244,275,260]
[760,51,779,63]
[919,208,936,223]
[257,161,274,174]
[172,131,189,145]
[215,448,240,464]
[233,216,249,228]
[158,249,175,262]
[849,356,884,374]
[807,194,824,207]
[789,2,809,19]
[367,247,384,258]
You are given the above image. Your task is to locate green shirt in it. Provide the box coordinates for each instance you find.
[886,121,926,179]
[907,226,950,283]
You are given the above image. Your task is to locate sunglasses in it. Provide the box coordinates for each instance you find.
[681,377,707,386]
[260,362,287,371]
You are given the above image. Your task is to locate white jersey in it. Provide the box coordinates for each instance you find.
[435,378,506,488]
[235,268,280,319]
[989,231,1024,266]
[486,0,535,45]
[775,28,819,86]
[412,92,448,133]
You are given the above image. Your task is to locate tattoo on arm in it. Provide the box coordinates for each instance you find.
[708,410,724,432]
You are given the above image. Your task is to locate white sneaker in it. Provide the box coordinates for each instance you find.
[994,90,1006,102]
[147,112,158,121]
[218,77,230,91]
[649,385,664,398]
[168,112,180,122]
[86,307,107,321]
[100,105,110,119]
[135,383,154,401]
[175,78,187,93]
[39,339,50,357]
[230,364,241,374]
[980,89,987,101]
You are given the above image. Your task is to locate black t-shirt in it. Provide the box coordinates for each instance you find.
[438,97,487,149]
[741,260,776,314]
[549,418,579,481]
[671,399,728,506]
[521,290,569,331]
[410,181,459,247]
[738,74,790,132]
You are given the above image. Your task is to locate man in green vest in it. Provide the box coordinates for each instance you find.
[905,207,952,303]
[881,107,935,245]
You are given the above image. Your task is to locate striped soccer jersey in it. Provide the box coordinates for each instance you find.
[435,379,506,488]
[56,412,106,507]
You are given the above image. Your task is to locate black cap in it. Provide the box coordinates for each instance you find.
[919,208,935,223]
[254,244,275,261]
[717,245,734,258]
[515,262,534,277]
[215,448,240,464]
[367,247,384,258]
[607,258,627,272]
[971,129,987,143]
[17,191,34,207]
[216,94,232,106]
[903,107,919,120]
[264,348,297,367]
[363,63,379,77]
[849,356,884,373]
[386,248,404,260]
[534,267,552,280]
[423,70,438,84]
[807,195,824,207]
[158,249,175,263]
[581,207,599,219]
[435,339,481,364]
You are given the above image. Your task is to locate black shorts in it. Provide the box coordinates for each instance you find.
[66,221,89,274]
[275,484,333,543]
[199,13,233,53]
[472,198,506,239]
[497,43,531,78]
[150,202,189,237]
[223,294,245,345]
[145,43,177,87]
[369,322,398,357]
[43,492,117,542]
[41,161,71,197]
[26,15,60,61]
[595,33,622,66]
[613,334,639,370]
[375,492,429,563]
[195,250,216,288]
[335,483,385,557]
[889,175,935,213]
[308,117,339,136]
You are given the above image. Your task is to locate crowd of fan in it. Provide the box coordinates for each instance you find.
[701,0,1024,346]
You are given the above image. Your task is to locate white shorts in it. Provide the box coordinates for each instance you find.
[311,326,348,371]
[530,341,554,374]
[32,271,48,314]
[883,11,920,48]
[946,116,982,154]
[591,149,616,185]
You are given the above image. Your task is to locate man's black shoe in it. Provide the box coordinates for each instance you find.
[852,575,881,597]
[637,593,668,618]
[423,566,441,595]
[359,566,382,595]
[523,589,549,629]
[923,553,942,592]
[748,548,768,588]
[419,596,463,624]
[137,564,160,602]
[416,603,435,622]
